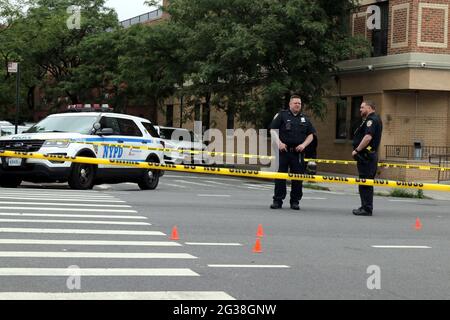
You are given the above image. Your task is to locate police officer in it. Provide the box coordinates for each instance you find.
[352,100,383,216]
[270,95,316,210]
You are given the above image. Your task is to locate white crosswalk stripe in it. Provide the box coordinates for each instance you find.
[0,218,151,226]
[0,252,197,259]
[0,212,147,220]
[0,239,181,246]
[0,268,199,276]
[0,187,233,299]
[0,227,164,235]
[0,291,235,300]
[0,201,131,208]
[0,196,125,203]
[0,207,137,213]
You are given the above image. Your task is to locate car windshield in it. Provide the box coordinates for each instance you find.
[26,115,98,134]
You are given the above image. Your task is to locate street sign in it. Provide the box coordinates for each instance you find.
[8,62,18,73]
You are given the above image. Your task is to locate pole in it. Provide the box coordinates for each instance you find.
[15,63,20,134]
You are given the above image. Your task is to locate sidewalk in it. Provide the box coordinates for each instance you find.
[310,171,450,201]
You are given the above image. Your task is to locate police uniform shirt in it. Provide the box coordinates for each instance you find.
[353,113,383,152]
[270,110,316,147]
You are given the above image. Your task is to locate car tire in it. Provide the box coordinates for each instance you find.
[138,157,160,190]
[68,162,96,190]
[0,177,22,188]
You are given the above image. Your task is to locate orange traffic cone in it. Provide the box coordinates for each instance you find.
[256,224,264,238]
[171,226,180,240]
[415,218,422,231]
[253,238,262,253]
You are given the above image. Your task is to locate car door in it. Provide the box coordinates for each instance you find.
[97,117,124,166]
[116,117,148,163]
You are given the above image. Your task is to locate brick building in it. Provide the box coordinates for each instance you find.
[314,0,450,181]
[21,0,449,181]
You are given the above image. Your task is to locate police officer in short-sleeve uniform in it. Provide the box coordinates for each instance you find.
[270,95,316,210]
[352,100,383,216]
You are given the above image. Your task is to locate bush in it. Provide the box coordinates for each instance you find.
[389,189,426,199]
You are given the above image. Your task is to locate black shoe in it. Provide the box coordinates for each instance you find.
[352,207,372,216]
[270,202,282,209]
[290,203,300,210]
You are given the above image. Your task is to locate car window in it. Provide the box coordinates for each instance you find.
[160,128,190,141]
[159,128,175,140]
[118,118,143,137]
[100,117,121,135]
[142,122,160,138]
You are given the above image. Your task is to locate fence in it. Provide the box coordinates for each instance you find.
[385,145,450,160]
[120,9,163,28]
[429,154,450,183]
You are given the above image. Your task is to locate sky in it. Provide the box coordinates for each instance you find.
[105,0,161,21]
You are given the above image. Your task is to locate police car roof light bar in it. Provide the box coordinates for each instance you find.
[67,104,114,112]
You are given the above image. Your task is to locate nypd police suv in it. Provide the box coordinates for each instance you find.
[0,105,164,190]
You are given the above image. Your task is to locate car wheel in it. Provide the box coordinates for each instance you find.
[0,177,22,188]
[138,158,160,190]
[68,162,96,190]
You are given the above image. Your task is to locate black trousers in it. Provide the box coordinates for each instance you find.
[273,151,305,204]
[356,153,378,212]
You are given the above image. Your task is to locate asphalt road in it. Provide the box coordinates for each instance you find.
[0,172,449,300]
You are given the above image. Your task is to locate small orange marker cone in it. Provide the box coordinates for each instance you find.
[171,226,179,240]
[415,218,422,231]
[256,224,264,238]
[253,238,262,253]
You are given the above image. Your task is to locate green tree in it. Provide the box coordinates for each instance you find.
[161,0,369,127]
[115,22,185,122]
[1,0,119,115]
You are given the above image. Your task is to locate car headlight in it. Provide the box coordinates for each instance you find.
[43,140,71,148]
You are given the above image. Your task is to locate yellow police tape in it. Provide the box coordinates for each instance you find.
[304,158,450,172]
[67,140,450,172]
[1,150,449,192]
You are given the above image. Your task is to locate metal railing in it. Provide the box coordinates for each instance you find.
[429,154,450,183]
[385,145,450,160]
[120,9,163,28]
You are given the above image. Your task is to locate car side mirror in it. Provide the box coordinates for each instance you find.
[97,128,114,136]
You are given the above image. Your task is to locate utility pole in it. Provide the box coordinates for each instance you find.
[8,62,20,134]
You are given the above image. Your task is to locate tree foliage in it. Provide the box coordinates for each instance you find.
[1,0,369,126]
[164,0,369,127]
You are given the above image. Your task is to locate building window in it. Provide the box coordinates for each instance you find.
[335,98,348,139]
[350,96,363,139]
[372,1,389,57]
[166,104,173,127]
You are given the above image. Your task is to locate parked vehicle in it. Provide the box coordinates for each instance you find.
[0,105,164,190]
